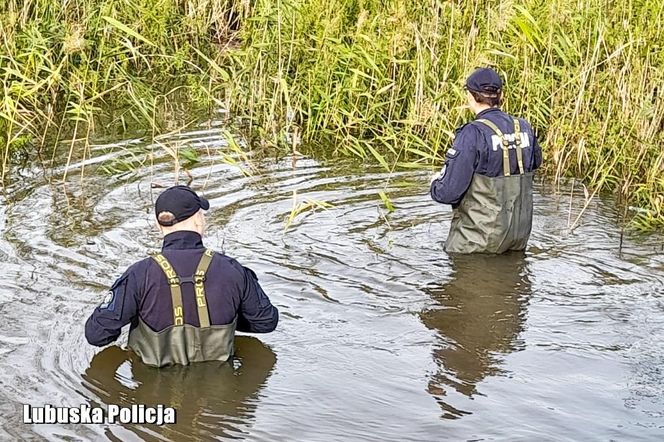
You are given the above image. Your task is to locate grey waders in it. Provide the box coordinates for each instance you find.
[444,118,534,254]
[128,249,237,367]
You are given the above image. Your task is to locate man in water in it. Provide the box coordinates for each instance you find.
[430,67,542,254]
[85,185,279,367]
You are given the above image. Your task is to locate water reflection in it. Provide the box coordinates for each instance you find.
[81,336,276,441]
[420,253,531,419]
[3,135,664,440]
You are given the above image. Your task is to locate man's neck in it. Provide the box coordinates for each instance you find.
[473,104,493,115]
[161,227,202,237]
[161,230,205,250]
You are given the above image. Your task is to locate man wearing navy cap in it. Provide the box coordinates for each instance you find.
[85,185,279,367]
[430,68,542,254]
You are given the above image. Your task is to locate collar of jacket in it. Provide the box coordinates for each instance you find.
[162,230,204,250]
[476,107,503,119]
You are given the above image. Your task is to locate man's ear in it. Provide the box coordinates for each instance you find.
[155,219,164,234]
[466,90,476,105]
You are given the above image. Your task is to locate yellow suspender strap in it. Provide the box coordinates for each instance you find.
[513,118,524,175]
[476,119,511,177]
[151,250,215,329]
[194,249,214,329]
[152,253,184,327]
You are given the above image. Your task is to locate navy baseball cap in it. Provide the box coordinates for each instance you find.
[155,185,210,226]
[465,68,503,95]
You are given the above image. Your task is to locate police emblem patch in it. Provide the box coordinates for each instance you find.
[99,291,114,309]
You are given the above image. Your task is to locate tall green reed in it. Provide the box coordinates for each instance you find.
[1,0,662,229]
[0,0,241,180]
[218,0,663,228]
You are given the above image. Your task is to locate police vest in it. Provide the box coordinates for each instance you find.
[128,249,237,367]
[445,118,534,254]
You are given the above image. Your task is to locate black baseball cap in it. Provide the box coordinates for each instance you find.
[155,185,210,226]
[465,68,503,96]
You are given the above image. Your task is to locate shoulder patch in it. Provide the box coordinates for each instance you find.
[99,275,129,318]
[99,291,115,310]
[445,147,458,159]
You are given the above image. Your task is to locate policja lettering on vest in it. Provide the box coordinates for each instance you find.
[84,185,279,368]
[430,67,543,254]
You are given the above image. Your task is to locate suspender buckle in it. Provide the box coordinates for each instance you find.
[150,249,215,329]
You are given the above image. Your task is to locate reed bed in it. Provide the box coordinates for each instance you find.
[223,0,663,229]
[0,0,240,177]
[1,0,662,228]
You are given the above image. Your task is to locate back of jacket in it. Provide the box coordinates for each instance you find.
[85,231,279,366]
[430,107,542,206]
[470,108,541,179]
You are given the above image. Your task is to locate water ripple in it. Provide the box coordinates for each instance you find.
[0,128,663,440]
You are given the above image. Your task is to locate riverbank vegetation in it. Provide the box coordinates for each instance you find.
[1,0,662,228]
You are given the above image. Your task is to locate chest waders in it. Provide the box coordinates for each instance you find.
[128,249,237,367]
[444,118,534,254]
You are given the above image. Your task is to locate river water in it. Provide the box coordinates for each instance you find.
[0,121,663,441]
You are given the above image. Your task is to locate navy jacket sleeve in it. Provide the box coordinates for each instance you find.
[85,265,140,346]
[430,124,480,205]
[237,266,279,333]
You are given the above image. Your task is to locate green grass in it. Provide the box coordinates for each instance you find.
[1,0,662,229]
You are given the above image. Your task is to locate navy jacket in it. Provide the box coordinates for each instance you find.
[85,231,279,346]
[430,107,542,205]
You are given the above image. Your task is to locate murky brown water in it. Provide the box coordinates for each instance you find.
[1,121,663,441]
